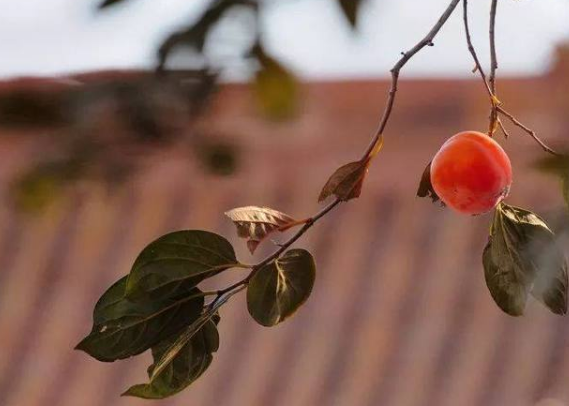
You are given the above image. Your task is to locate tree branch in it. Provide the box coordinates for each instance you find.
[488,0,499,135]
[363,0,462,159]
[462,0,559,155]
[496,106,560,155]
[214,0,463,302]
[489,0,498,94]
[462,0,494,99]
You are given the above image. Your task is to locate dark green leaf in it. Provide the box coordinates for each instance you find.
[125,230,239,298]
[147,289,238,383]
[75,277,205,362]
[337,0,363,28]
[417,161,443,205]
[247,249,316,327]
[252,45,298,120]
[318,160,369,203]
[483,203,568,316]
[122,318,220,399]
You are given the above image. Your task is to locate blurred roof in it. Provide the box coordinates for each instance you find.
[0,63,568,406]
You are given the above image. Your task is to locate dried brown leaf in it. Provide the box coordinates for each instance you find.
[416,161,444,206]
[225,206,298,254]
[318,160,369,203]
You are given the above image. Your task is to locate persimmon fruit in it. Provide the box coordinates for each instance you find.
[430,131,512,215]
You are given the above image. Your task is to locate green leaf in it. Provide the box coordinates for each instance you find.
[125,230,239,298]
[147,287,240,384]
[75,277,205,362]
[247,249,316,327]
[337,0,363,28]
[252,45,298,120]
[483,203,568,316]
[122,318,220,399]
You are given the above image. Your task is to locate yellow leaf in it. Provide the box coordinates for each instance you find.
[368,135,385,159]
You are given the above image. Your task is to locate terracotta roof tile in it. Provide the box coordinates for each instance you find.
[0,70,568,406]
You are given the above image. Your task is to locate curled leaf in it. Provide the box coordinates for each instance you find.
[225,206,299,254]
[247,249,316,327]
[148,289,238,383]
[318,160,370,203]
[483,203,568,316]
[122,317,220,399]
[416,161,443,205]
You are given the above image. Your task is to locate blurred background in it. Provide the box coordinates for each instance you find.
[0,0,569,405]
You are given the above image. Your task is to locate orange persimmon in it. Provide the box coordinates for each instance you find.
[430,131,512,215]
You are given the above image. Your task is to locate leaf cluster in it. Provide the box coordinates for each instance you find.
[77,224,317,398]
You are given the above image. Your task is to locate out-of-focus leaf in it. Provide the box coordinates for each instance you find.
[417,161,443,205]
[225,206,298,253]
[98,0,128,9]
[11,170,62,213]
[158,0,257,71]
[198,141,238,176]
[337,0,364,28]
[10,158,85,213]
[252,45,298,120]
[75,277,205,362]
[318,160,369,203]
[125,230,239,298]
[122,317,220,399]
[483,203,568,316]
[0,90,67,128]
[247,249,316,327]
[534,154,569,210]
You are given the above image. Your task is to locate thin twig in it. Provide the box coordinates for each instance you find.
[363,0,462,159]
[462,0,493,99]
[497,106,560,155]
[488,0,499,135]
[209,198,341,306]
[489,0,498,94]
[462,0,559,155]
[497,118,510,139]
[215,0,462,302]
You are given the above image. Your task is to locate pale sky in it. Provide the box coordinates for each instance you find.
[0,0,568,79]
